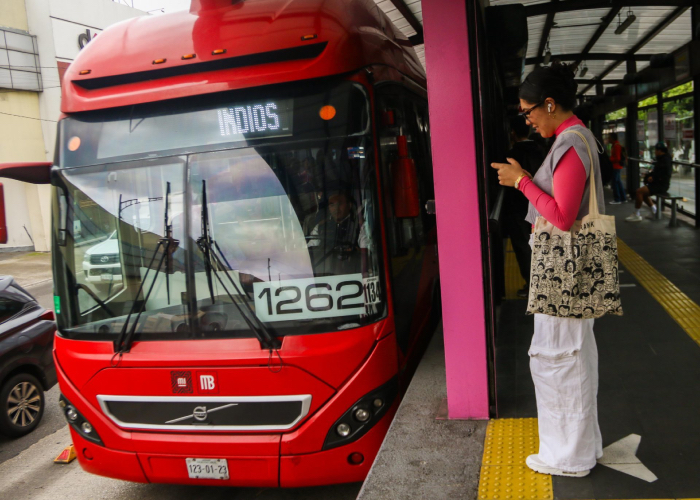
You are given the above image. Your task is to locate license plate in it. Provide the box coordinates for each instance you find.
[101,273,113,282]
[186,458,229,480]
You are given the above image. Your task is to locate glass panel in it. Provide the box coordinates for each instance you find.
[4,32,35,53]
[60,80,370,168]
[0,49,8,69]
[8,50,37,71]
[639,95,658,107]
[0,297,24,323]
[0,68,11,88]
[662,81,693,99]
[663,94,695,215]
[56,158,190,337]
[10,70,39,91]
[188,138,384,336]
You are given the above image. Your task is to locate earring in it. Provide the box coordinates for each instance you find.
[548,104,552,113]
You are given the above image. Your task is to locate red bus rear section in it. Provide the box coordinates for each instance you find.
[52,0,438,487]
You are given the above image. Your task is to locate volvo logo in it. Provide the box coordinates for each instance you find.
[193,406,208,422]
[164,403,238,425]
[100,255,109,263]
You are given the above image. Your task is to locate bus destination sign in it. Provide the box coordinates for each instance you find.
[216,99,293,140]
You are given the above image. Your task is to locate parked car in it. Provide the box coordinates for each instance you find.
[82,231,122,287]
[0,276,56,437]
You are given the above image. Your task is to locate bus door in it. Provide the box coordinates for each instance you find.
[376,86,438,359]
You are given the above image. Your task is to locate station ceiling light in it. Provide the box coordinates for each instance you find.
[580,62,588,78]
[615,9,637,35]
[543,38,552,66]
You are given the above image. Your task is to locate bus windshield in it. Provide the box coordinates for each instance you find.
[52,81,386,342]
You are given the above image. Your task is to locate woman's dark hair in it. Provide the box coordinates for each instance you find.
[609,132,618,140]
[519,61,578,111]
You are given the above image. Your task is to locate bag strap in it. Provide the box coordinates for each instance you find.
[560,129,599,217]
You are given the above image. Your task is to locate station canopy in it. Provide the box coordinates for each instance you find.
[490,0,693,96]
[379,0,693,97]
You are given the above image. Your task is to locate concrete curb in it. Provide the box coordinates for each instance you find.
[358,326,487,499]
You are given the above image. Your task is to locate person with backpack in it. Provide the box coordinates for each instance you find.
[607,132,626,204]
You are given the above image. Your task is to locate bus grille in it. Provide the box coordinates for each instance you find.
[97,395,312,431]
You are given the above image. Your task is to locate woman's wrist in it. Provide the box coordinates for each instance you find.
[514,172,530,190]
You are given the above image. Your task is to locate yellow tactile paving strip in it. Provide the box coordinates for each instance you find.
[617,238,700,347]
[478,418,553,500]
[505,239,527,300]
[479,418,699,500]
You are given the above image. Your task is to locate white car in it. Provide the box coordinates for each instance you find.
[82,231,122,285]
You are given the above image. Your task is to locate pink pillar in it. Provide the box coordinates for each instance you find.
[422,0,489,419]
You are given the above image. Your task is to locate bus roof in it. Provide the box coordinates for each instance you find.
[62,0,426,113]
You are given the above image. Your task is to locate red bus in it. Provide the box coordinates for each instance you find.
[11,0,440,487]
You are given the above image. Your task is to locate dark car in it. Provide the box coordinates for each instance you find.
[0,276,56,437]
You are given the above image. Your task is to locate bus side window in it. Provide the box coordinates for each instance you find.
[377,90,420,257]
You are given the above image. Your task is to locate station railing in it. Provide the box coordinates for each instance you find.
[628,157,698,227]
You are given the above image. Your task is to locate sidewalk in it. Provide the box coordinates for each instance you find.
[358,326,487,500]
[0,251,52,287]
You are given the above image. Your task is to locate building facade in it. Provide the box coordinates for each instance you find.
[0,0,146,252]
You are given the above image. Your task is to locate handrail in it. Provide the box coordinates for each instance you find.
[629,157,700,169]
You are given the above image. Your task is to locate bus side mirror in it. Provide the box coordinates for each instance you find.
[0,163,52,244]
[391,136,420,218]
[0,162,52,184]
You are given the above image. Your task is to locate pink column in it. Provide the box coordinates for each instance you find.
[422,0,489,419]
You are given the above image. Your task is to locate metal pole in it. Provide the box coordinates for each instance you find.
[626,58,639,197]
[693,6,700,228]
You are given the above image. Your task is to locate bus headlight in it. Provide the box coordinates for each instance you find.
[323,376,398,450]
[336,423,351,437]
[59,395,104,446]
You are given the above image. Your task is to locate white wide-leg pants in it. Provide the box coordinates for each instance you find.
[529,314,603,472]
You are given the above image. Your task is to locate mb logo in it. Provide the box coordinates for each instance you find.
[200,375,215,390]
[197,372,219,394]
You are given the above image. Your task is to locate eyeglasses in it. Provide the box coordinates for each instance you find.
[519,102,544,118]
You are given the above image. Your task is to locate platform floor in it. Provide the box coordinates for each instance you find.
[496,198,700,499]
[361,190,700,499]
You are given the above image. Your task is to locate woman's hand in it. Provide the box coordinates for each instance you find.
[490,158,528,187]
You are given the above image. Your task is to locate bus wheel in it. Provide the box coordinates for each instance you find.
[0,373,45,437]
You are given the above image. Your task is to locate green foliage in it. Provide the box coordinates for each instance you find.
[663,81,693,99]
[638,95,658,107]
[605,108,627,121]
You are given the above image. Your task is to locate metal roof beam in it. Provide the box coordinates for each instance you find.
[526,53,656,64]
[536,0,558,68]
[525,0,695,17]
[579,6,689,95]
[387,0,423,39]
[576,79,625,84]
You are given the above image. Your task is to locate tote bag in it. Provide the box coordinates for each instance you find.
[526,130,623,319]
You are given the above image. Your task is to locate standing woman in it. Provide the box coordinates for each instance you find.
[491,62,605,477]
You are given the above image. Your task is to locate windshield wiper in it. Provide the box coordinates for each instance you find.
[196,180,281,350]
[114,182,179,355]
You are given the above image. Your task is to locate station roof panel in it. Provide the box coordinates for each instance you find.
[635,10,691,54]
[549,8,611,57]
[590,6,677,54]
[374,0,425,67]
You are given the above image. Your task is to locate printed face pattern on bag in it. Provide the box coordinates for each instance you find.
[527,228,623,318]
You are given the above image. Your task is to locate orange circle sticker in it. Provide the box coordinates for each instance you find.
[68,136,81,152]
[319,105,336,121]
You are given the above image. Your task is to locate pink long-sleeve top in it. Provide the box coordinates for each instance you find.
[517,116,587,231]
